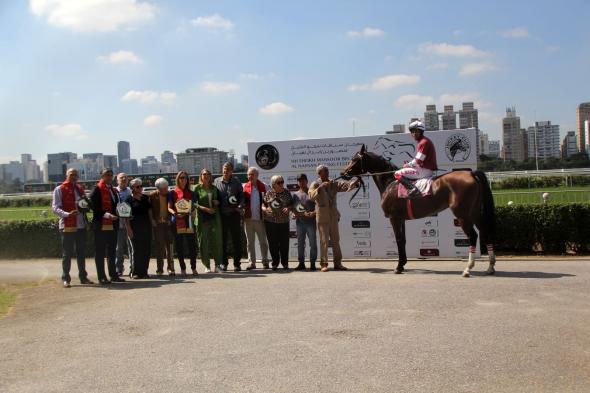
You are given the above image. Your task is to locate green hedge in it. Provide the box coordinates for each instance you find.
[0,196,52,208]
[492,175,590,190]
[1,205,588,258]
[495,204,590,254]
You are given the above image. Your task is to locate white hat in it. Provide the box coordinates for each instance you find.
[409,120,425,132]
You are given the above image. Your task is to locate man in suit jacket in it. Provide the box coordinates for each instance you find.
[308,165,358,272]
[90,168,125,284]
[149,178,175,275]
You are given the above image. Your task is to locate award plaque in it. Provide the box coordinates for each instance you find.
[175,198,191,214]
[77,197,90,213]
[295,203,306,214]
[270,199,282,210]
[116,202,132,218]
[228,195,239,206]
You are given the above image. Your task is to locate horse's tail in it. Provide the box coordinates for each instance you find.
[472,170,496,253]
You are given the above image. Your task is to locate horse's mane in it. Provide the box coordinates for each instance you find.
[365,151,397,173]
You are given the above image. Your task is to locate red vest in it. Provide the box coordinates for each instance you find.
[243,180,266,219]
[59,181,85,232]
[97,180,117,231]
[173,187,193,234]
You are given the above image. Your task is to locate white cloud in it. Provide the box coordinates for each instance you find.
[419,42,491,57]
[259,102,294,116]
[348,74,420,92]
[394,95,435,110]
[347,27,385,38]
[121,90,176,104]
[143,115,162,126]
[201,81,240,93]
[97,50,142,64]
[426,63,449,70]
[191,14,233,31]
[500,27,530,38]
[459,62,497,76]
[45,123,88,140]
[29,0,155,32]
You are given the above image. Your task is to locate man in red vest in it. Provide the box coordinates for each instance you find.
[52,168,94,288]
[90,168,125,285]
[394,120,438,197]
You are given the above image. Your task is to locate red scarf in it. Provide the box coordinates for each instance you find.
[174,187,193,233]
[59,180,85,232]
[98,179,117,231]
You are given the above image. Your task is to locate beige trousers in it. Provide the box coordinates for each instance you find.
[244,218,269,264]
[317,218,342,266]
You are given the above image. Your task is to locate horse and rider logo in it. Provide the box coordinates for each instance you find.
[445,134,471,162]
[255,144,280,170]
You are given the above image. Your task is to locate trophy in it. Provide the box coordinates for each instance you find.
[77,197,91,213]
[175,199,191,214]
[228,194,239,206]
[116,201,132,218]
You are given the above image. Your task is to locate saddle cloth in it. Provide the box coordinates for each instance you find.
[397,177,433,199]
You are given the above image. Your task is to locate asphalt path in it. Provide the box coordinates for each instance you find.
[1,258,589,392]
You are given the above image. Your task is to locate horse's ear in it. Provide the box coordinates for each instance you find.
[360,144,366,154]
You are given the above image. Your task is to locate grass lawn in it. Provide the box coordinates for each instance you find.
[0,207,53,221]
[492,186,590,206]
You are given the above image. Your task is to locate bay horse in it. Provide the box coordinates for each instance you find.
[341,145,496,277]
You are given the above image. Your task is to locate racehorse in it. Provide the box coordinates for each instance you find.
[341,145,496,277]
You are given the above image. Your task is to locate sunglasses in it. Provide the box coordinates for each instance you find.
[276,180,284,184]
[133,185,143,189]
[179,176,187,180]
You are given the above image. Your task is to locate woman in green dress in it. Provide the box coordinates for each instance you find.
[192,168,223,273]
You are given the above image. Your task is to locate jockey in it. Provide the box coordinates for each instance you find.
[394,120,438,196]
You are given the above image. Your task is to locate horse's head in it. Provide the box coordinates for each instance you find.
[341,144,368,179]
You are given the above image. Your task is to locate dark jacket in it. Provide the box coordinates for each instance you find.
[90,184,120,231]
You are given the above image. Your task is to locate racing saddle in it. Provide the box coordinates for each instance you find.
[396,177,434,199]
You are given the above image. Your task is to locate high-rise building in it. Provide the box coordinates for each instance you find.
[387,124,406,134]
[459,102,478,129]
[562,131,578,158]
[424,105,439,131]
[502,107,527,162]
[177,147,229,175]
[117,141,130,168]
[81,153,104,180]
[488,140,501,158]
[21,154,41,182]
[160,150,178,172]
[441,105,457,130]
[527,121,560,160]
[47,152,77,182]
[585,120,590,156]
[120,159,139,174]
[140,156,160,174]
[479,132,490,156]
[576,102,590,152]
[103,155,118,172]
[1,161,25,183]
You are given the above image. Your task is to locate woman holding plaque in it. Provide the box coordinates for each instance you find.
[124,178,152,279]
[169,171,198,277]
[262,175,293,270]
[192,169,223,273]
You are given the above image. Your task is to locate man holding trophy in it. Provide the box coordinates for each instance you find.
[52,168,94,288]
[291,173,317,271]
[169,171,198,277]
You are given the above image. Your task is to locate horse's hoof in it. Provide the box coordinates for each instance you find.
[462,271,470,278]
[394,269,403,274]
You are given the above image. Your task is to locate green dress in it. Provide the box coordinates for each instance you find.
[192,183,223,269]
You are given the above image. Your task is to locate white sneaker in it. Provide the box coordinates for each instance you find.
[204,267,211,273]
[246,263,256,270]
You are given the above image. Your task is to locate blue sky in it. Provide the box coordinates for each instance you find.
[1,0,589,164]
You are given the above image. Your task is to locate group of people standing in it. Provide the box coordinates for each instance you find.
[52,162,358,288]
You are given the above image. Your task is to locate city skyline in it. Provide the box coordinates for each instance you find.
[1,1,589,163]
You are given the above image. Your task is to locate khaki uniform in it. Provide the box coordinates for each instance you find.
[308,179,355,268]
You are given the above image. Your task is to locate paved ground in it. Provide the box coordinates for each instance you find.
[1,258,589,393]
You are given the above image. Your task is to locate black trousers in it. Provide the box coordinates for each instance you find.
[94,229,118,280]
[174,232,197,270]
[129,230,151,277]
[221,213,242,268]
[264,221,290,268]
[60,229,88,282]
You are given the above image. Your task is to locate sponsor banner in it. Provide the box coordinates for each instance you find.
[247,129,478,258]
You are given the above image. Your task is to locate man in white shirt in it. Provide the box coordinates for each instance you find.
[115,172,131,276]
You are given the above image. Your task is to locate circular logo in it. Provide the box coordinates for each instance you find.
[445,133,471,162]
[270,199,282,209]
[255,144,279,170]
[295,203,306,213]
[228,195,238,205]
